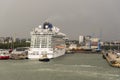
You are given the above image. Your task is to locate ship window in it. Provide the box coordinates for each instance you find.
[40,35,52,48]
[35,35,40,48]
[47,37,51,48]
[31,35,40,48]
[31,34,52,48]
[30,35,34,48]
[41,37,47,48]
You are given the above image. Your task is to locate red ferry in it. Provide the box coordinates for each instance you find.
[0,49,10,60]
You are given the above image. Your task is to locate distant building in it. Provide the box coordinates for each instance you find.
[78,35,100,49]
[0,37,13,44]
[103,40,120,46]
[65,40,78,45]
[69,44,77,49]
[0,37,5,44]
[15,38,21,43]
[90,38,100,49]
[79,36,84,44]
[0,37,31,44]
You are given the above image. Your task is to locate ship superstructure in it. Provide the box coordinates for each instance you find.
[28,22,66,60]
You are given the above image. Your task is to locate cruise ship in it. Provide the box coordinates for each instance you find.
[28,22,66,60]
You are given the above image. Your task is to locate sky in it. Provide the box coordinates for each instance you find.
[0,0,120,41]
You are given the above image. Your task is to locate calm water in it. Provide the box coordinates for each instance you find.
[0,53,120,80]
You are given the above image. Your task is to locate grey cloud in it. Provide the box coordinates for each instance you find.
[0,0,120,41]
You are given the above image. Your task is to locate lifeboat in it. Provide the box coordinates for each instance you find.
[55,46,65,49]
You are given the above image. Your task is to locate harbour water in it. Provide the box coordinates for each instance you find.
[0,53,120,80]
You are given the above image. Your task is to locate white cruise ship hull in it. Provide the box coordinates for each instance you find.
[28,48,65,60]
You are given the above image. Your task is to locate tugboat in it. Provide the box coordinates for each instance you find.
[28,22,66,61]
[102,50,120,67]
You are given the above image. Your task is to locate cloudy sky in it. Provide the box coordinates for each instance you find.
[0,0,120,41]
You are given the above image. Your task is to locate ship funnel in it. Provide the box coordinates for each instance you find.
[43,22,53,30]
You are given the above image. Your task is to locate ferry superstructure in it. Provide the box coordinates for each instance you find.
[102,50,120,67]
[28,22,66,60]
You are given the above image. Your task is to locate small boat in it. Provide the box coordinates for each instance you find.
[39,58,50,62]
[0,49,10,60]
[102,50,120,68]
